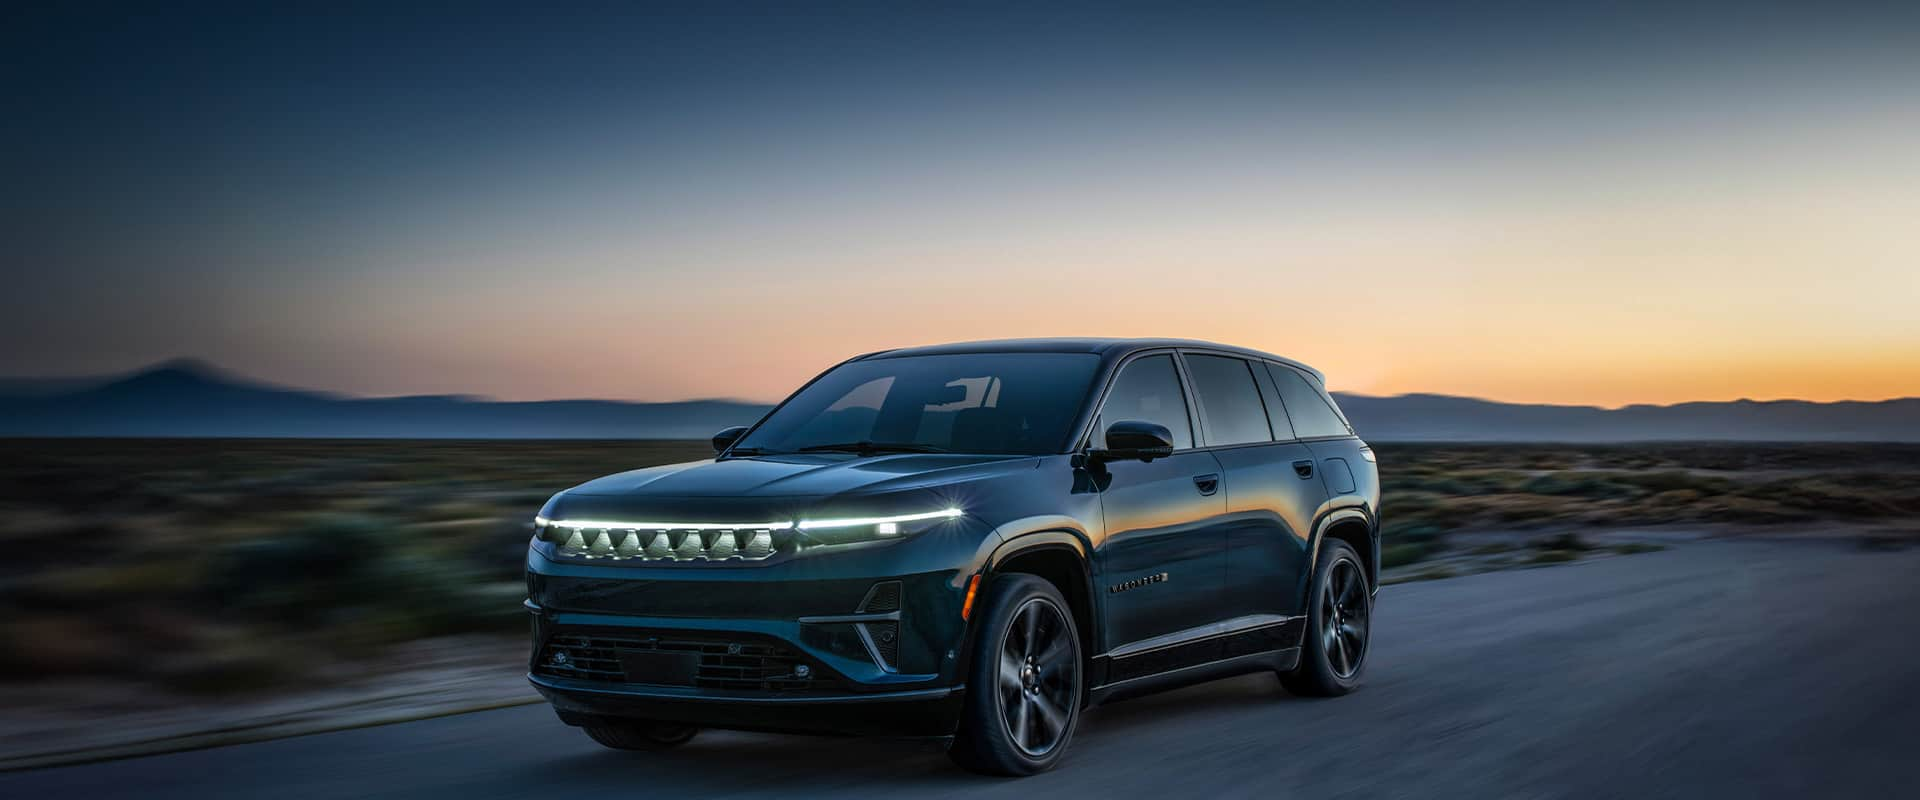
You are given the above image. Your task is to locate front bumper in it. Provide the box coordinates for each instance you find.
[531,673,966,737]
[524,531,987,736]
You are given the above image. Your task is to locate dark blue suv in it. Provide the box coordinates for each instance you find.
[526,338,1380,775]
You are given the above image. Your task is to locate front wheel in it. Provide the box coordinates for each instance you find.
[949,574,1083,776]
[1280,538,1371,696]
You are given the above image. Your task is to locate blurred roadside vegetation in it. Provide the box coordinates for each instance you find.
[0,439,710,696]
[1376,443,1920,567]
[1,439,1916,698]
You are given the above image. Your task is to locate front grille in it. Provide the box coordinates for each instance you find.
[542,526,789,562]
[535,632,829,692]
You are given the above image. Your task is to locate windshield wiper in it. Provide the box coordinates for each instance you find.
[796,441,950,455]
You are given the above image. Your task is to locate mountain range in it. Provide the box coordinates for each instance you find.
[0,360,1915,441]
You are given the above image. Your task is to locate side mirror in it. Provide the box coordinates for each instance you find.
[711,425,749,454]
[1089,420,1175,462]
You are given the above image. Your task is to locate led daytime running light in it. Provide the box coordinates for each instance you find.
[537,507,963,533]
[795,507,964,531]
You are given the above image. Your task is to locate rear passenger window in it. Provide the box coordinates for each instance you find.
[1182,354,1273,446]
[1254,366,1297,440]
[1098,354,1194,450]
[1267,364,1350,438]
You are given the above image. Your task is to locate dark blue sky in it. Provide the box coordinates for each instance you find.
[5,2,1917,404]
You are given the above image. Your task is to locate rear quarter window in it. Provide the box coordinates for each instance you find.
[1265,363,1351,439]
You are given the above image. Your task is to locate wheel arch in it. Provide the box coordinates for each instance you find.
[1308,507,1378,598]
[981,531,1098,664]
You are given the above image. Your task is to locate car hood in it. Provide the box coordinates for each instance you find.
[562,453,1038,500]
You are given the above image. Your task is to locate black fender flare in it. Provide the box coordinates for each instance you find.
[959,526,1099,667]
[1304,505,1378,603]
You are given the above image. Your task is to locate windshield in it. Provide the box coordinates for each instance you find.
[733,353,1102,456]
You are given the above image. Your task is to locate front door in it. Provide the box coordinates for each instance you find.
[1090,353,1227,651]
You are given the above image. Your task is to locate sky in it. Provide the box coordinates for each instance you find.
[4,2,1917,407]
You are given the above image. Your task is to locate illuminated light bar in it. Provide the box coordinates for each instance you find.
[543,518,791,531]
[539,508,963,562]
[795,508,964,531]
[542,507,963,534]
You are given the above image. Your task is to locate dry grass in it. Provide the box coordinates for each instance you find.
[0,439,710,694]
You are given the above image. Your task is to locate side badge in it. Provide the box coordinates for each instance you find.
[1109,572,1170,594]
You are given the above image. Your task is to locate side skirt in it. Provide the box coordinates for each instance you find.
[1086,647,1299,707]
[1089,615,1304,686]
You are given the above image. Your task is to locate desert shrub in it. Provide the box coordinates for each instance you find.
[471,519,540,582]
[1381,541,1434,568]
[0,616,127,679]
[1388,523,1448,544]
[1531,532,1593,552]
[204,513,523,647]
[1647,489,1704,505]
[1520,473,1642,499]
[149,643,301,694]
[1615,470,1732,495]
[1529,549,1581,564]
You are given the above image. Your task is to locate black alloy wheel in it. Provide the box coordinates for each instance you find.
[950,574,1083,775]
[1280,538,1371,697]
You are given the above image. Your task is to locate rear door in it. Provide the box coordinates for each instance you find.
[1090,352,1228,653]
[1268,363,1380,581]
[1182,353,1326,628]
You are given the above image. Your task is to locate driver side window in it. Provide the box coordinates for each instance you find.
[1096,354,1194,450]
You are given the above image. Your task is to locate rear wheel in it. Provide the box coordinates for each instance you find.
[1280,538,1371,697]
[582,719,699,751]
[949,574,1082,776]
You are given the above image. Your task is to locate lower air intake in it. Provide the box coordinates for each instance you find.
[859,581,903,613]
[857,581,905,671]
[860,621,900,669]
[536,632,831,692]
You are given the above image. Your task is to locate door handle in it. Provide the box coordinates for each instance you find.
[1192,473,1220,496]
[1293,460,1315,479]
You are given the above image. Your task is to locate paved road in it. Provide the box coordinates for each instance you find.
[10,536,1919,798]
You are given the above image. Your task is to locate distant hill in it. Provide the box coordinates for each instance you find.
[1,360,1915,441]
[0,360,772,439]
[1331,392,1920,442]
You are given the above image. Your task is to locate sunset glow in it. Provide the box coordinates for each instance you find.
[4,4,1916,407]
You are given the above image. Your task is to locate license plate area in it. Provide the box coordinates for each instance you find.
[619,651,699,686]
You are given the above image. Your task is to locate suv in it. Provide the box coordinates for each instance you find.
[525,338,1380,775]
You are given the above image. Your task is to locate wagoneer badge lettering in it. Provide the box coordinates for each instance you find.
[1109,572,1169,593]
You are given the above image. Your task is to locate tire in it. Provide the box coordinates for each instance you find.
[582,719,699,751]
[949,574,1083,776]
[1280,538,1371,697]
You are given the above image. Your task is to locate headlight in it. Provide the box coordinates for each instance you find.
[795,507,964,547]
